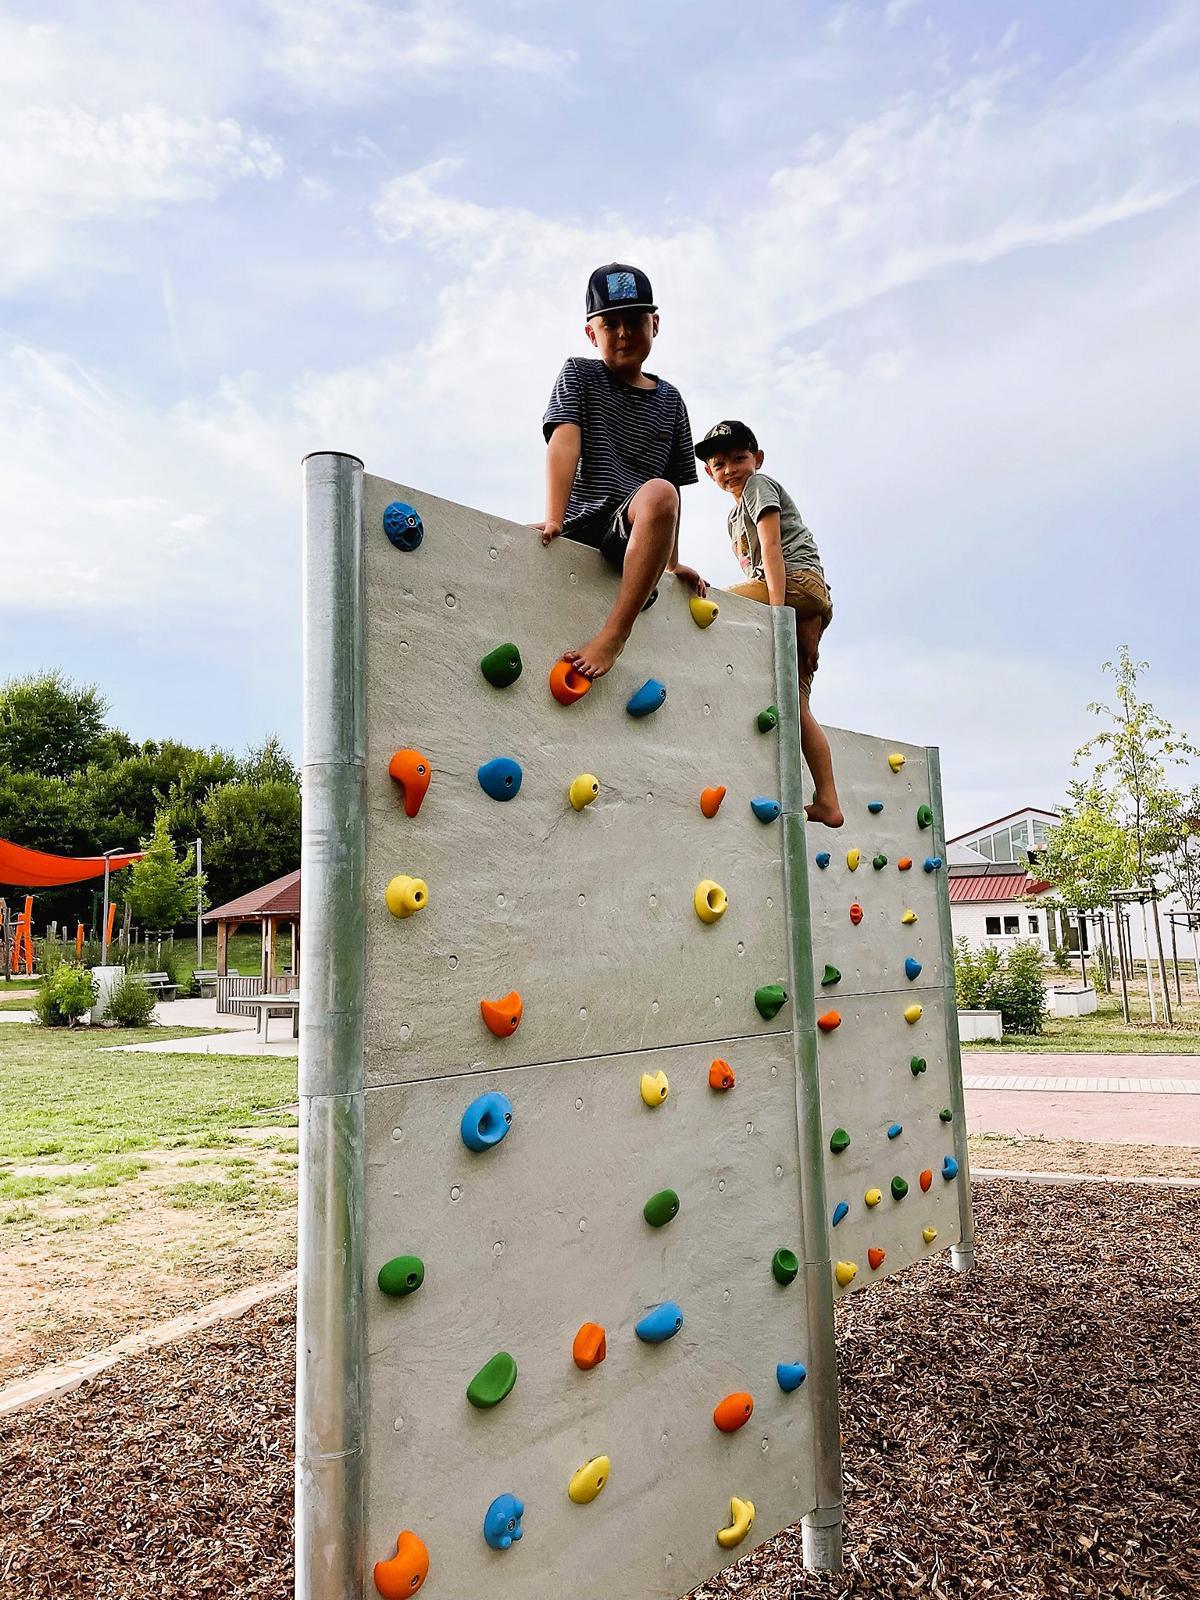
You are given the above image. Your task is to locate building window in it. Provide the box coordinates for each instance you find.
[1028,914,1039,934]
[1003,915,1020,935]
[985,916,1001,935]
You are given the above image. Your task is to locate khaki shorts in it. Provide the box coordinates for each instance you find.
[727,570,833,699]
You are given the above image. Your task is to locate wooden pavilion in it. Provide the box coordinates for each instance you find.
[204,869,300,1012]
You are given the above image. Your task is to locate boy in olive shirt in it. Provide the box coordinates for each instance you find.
[696,420,843,828]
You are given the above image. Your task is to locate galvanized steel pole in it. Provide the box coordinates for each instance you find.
[297,452,367,1600]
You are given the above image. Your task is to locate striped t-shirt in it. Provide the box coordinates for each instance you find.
[543,357,698,540]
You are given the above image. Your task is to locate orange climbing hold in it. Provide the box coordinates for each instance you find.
[867,1247,886,1271]
[817,1011,842,1032]
[849,903,864,926]
[480,991,523,1038]
[374,1530,430,1597]
[550,658,591,705]
[700,785,727,818]
[897,857,913,871]
[388,749,432,818]
[573,1322,607,1371]
[713,1392,755,1433]
[709,1059,736,1091]
[919,1169,933,1192]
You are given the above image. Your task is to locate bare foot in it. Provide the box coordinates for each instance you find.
[805,800,844,828]
[564,626,628,680]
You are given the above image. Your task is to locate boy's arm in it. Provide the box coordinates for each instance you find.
[538,423,581,544]
[757,509,787,605]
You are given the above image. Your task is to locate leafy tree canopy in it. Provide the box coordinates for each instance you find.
[124,814,201,932]
[0,671,108,779]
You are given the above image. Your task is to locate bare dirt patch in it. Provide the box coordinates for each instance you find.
[968,1133,1200,1180]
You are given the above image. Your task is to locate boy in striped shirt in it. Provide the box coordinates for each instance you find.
[538,263,707,680]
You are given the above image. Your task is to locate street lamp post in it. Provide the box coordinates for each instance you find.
[100,849,122,965]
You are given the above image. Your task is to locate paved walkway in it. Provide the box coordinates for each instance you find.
[963,1050,1200,1146]
[0,994,298,1056]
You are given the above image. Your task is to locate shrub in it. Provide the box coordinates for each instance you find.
[33,964,97,1027]
[1051,943,1073,974]
[127,944,181,985]
[103,970,157,1027]
[953,937,1000,1010]
[989,940,1048,1035]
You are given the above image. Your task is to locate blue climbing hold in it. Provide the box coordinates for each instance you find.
[905,957,922,981]
[751,797,781,823]
[831,1201,849,1227]
[776,1361,807,1392]
[477,757,523,802]
[635,1302,684,1343]
[942,1155,960,1180]
[867,801,883,814]
[815,852,831,870]
[461,1091,514,1152]
[923,856,943,873]
[382,501,424,552]
[483,1493,525,1551]
[626,679,667,718]
[887,1123,902,1140]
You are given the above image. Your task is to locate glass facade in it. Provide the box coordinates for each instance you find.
[960,812,1056,864]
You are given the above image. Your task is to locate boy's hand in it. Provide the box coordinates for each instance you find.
[670,563,708,597]
[534,519,563,546]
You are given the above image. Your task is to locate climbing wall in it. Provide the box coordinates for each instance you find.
[360,475,822,1600]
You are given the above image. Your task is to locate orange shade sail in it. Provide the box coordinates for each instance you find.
[0,838,142,888]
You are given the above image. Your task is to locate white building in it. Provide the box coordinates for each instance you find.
[946,809,1058,954]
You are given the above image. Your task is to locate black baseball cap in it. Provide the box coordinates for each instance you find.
[695,420,759,460]
[586,262,657,319]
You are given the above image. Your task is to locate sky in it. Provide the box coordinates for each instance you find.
[1,0,1197,835]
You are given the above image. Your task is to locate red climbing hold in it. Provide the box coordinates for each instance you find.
[700,785,727,818]
[709,1059,736,1090]
[867,1247,886,1271]
[919,1169,933,1192]
[713,1392,755,1433]
[388,749,432,818]
[573,1322,607,1371]
[897,857,913,872]
[817,1011,842,1032]
[480,992,523,1038]
[849,903,864,926]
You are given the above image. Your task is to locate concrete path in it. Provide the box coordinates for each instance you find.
[964,1050,1200,1146]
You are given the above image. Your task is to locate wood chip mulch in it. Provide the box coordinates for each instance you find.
[1,1180,1197,1599]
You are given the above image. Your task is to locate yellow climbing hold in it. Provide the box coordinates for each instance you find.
[689,595,720,628]
[901,909,918,925]
[864,1188,882,1208]
[834,1261,858,1287]
[904,1003,924,1024]
[569,774,600,811]
[922,1227,938,1244]
[640,1070,669,1107]
[716,1496,755,1550]
[888,753,906,772]
[568,1455,610,1505]
[385,875,428,918]
[694,880,728,924]
[846,848,861,871]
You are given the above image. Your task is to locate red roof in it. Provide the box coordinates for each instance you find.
[205,869,300,923]
[948,872,1050,904]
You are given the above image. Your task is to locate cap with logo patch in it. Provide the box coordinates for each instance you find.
[586,263,657,319]
[695,420,759,461]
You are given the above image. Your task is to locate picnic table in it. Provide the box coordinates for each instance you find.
[241,991,301,1042]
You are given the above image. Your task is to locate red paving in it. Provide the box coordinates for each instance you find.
[964,1050,1200,1145]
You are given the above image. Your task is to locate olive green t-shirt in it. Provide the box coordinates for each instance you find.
[728,471,823,580]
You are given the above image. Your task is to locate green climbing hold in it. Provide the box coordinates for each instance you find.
[377,1254,425,1298]
[821,964,841,986]
[829,1128,850,1154]
[917,804,934,830]
[755,983,788,1019]
[756,704,779,733]
[467,1351,518,1409]
[890,1176,909,1201]
[480,643,523,688]
[872,853,887,870]
[910,1056,927,1076]
[772,1248,800,1286]
[644,1188,680,1228]
[939,1107,953,1122]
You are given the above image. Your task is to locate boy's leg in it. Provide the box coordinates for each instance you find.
[564,478,678,679]
[796,612,843,828]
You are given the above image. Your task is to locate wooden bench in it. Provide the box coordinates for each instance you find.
[194,969,219,998]
[132,971,179,1002]
[240,992,300,1042]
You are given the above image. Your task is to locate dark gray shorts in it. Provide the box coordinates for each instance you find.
[564,492,638,572]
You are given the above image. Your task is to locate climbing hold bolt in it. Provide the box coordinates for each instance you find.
[382,501,423,552]
[834,1261,858,1287]
[690,595,720,627]
[817,1011,842,1032]
[573,1323,607,1371]
[891,1176,909,1201]
[483,1494,525,1551]
[887,1123,902,1140]
[640,1070,669,1107]
[772,1248,799,1286]
[905,957,922,981]
[694,880,728,924]
[717,1497,755,1550]
[643,1188,680,1228]
[713,1393,754,1433]
[460,1091,514,1152]
[832,1201,849,1227]
[821,964,841,986]
[480,992,523,1038]
[626,679,667,718]
[904,1004,923,1024]
[898,857,913,871]
[635,1302,684,1343]
[846,848,861,871]
[873,853,888,870]
[829,1128,850,1154]
[901,909,918,925]
[888,752,906,772]
[917,804,934,829]
[480,643,523,688]
[868,801,884,814]
[815,851,831,869]
[751,796,781,823]
[373,1531,429,1598]
[700,785,727,818]
[942,1155,960,1180]
[477,756,523,802]
[922,1226,938,1244]
[755,983,788,1019]
[549,658,591,705]
[910,1056,927,1076]
[386,875,428,918]
[868,1247,886,1270]
[568,1456,610,1505]
[756,704,779,733]
[569,773,600,811]
[923,856,943,873]
[377,1255,425,1298]
[467,1351,518,1409]
[388,749,432,818]
[864,1188,882,1208]
[709,1059,735,1091]
[777,1362,807,1393]
[849,902,864,926]
[939,1107,953,1122]
[919,1169,933,1192]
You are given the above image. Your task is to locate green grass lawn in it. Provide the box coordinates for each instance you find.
[965,988,1200,1054]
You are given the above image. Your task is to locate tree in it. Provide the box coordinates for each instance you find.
[1035,779,1136,912]
[1147,786,1200,912]
[241,735,300,789]
[0,671,109,778]
[196,780,301,907]
[125,813,200,933]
